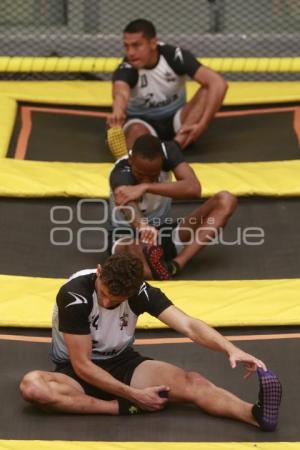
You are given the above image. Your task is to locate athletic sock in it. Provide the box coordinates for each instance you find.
[166,260,181,277]
[117,398,142,415]
[252,367,282,431]
[107,127,128,160]
[142,244,171,280]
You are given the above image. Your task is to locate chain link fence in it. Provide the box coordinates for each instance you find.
[0,0,299,80]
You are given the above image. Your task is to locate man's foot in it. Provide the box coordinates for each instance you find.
[252,368,282,431]
[166,260,181,277]
[142,245,170,280]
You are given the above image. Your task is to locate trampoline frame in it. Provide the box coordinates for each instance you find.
[0,81,300,198]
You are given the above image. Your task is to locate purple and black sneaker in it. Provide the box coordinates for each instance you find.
[252,367,282,432]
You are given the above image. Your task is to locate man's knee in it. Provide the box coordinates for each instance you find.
[19,370,52,405]
[180,371,215,400]
[215,191,237,216]
[186,371,215,389]
[125,123,151,140]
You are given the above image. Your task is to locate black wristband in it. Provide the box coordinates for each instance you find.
[117,398,142,415]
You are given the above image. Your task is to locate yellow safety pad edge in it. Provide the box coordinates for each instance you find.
[0,96,17,158]
[0,442,299,450]
[0,81,299,106]
[1,275,299,328]
[1,158,300,198]
[0,56,300,72]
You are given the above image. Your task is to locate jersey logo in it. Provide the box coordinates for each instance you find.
[164,71,176,82]
[65,292,88,308]
[138,282,149,302]
[141,74,148,88]
[120,62,132,69]
[174,47,183,64]
[120,313,129,330]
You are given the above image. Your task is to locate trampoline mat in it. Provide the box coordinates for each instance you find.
[6,102,300,163]
[0,333,299,441]
[0,197,299,280]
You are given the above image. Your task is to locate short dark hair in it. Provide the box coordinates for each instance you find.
[132,134,163,161]
[100,254,144,296]
[123,19,156,39]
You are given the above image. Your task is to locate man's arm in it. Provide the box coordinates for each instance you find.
[114,162,201,205]
[178,65,228,147]
[158,306,267,378]
[64,333,168,410]
[107,80,131,128]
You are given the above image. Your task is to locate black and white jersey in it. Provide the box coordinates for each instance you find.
[113,43,201,120]
[109,140,184,229]
[51,269,173,363]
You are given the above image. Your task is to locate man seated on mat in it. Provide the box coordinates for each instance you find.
[107,18,227,150]
[20,253,282,431]
[108,133,237,280]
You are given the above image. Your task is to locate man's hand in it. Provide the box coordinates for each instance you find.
[131,385,169,412]
[107,111,126,128]
[228,348,267,379]
[176,123,204,148]
[138,224,158,246]
[115,185,147,205]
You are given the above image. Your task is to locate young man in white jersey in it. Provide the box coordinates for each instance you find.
[20,253,282,431]
[109,134,237,280]
[108,18,227,150]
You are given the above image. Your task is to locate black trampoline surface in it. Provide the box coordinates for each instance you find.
[7,102,300,163]
[0,196,300,280]
[0,331,299,441]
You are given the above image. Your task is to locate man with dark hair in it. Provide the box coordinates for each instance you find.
[20,253,282,431]
[108,18,227,150]
[109,134,237,279]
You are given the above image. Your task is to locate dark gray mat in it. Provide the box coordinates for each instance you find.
[7,103,300,163]
[0,337,298,441]
[0,197,299,279]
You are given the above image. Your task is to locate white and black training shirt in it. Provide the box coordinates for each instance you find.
[109,140,184,229]
[51,269,173,363]
[113,43,201,120]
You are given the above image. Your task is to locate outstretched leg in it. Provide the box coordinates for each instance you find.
[20,370,118,414]
[131,360,282,429]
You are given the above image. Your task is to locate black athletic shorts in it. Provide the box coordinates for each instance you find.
[108,222,178,261]
[127,113,176,141]
[55,347,151,400]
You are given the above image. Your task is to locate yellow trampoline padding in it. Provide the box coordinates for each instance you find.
[0,80,299,106]
[0,80,299,160]
[0,442,299,450]
[1,275,299,328]
[1,158,300,198]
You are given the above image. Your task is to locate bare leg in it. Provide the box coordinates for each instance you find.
[174,191,237,269]
[125,122,152,149]
[20,370,118,414]
[131,360,258,426]
[175,87,208,149]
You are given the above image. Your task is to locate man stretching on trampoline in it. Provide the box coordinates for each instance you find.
[108,133,237,280]
[107,18,227,150]
[20,253,282,430]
